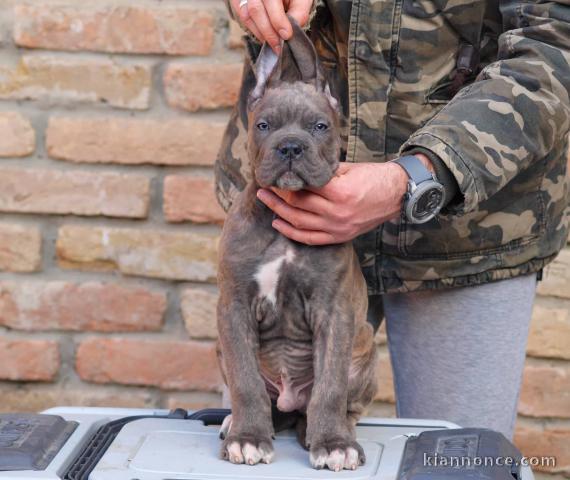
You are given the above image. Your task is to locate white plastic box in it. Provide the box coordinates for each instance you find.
[0,407,535,480]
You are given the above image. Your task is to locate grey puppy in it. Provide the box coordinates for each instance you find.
[216,19,378,472]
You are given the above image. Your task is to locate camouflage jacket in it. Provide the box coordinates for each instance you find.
[215,0,570,295]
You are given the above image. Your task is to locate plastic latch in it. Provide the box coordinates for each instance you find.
[167,409,188,419]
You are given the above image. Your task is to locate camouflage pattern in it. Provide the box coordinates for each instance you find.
[216,0,570,294]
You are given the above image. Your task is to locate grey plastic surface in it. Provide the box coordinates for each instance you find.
[0,415,77,471]
[0,408,536,480]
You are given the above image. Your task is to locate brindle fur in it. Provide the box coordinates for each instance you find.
[216,19,378,471]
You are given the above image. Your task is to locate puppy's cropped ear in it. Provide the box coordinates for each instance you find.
[285,16,322,87]
[247,20,338,112]
[248,42,280,111]
[285,16,338,110]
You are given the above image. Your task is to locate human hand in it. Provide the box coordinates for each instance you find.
[230,0,313,52]
[256,161,411,245]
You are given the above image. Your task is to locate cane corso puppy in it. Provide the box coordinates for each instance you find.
[216,18,378,472]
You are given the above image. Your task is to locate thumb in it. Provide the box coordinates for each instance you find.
[304,163,350,196]
[286,0,313,26]
[334,162,352,176]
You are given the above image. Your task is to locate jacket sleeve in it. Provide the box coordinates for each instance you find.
[399,0,570,215]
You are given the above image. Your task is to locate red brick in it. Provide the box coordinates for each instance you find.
[374,350,395,403]
[164,176,226,224]
[76,338,222,391]
[0,338,59,381]
[47,117,226,166]
[14,4,214,56]
[0,281,165,332]
[367,402,396,418]
[164,63,242,112]
[181,288,218,339]
[518,364,570,418]
[0,385,158,413]
[527,303,570,360]
[0,56,150,109]
[0,168,149,218]
[0,224,41,273]
[374,322,387,345]
[228,20,244,49]
[0,112,35,157]
[537,249,570,299]
[56,225,219,282]
[166,392,223,411]
[515,426,570,474]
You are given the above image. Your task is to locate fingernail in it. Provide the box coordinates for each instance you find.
[273,44,281,54]
[257,189,267,201]
[279,29,289,39]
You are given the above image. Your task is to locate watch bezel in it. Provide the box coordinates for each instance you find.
[405,180,445,224]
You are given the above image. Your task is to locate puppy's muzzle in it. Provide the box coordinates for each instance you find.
[276,140,305,162]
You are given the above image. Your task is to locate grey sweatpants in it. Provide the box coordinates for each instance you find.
[383,273,537,440]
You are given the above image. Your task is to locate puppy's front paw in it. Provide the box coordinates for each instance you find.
[309,438,365,471]
[220,432,274,465]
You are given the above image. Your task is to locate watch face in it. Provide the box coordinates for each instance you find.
[407,182,445,224]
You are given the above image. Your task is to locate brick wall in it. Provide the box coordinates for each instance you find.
[0,2,568,478]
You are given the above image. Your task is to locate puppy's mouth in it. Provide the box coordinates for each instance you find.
[255,143,336,191]
[275,171,305,191]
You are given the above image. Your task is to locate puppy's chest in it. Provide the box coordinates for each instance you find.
[253,246,297,308]
[251,245,317,411]
[250,244,313,330]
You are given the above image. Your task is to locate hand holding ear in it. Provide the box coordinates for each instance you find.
[231,0,314,53]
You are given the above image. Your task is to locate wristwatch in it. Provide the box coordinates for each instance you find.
[392,155,445,224]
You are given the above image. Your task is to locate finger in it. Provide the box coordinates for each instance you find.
[231,0,246,17]
[243,17,265,42]
[303,180,342,200]
[304,174,356,202]
[272,219,338,246]
[263,0,293,39]
[246,0,282,51]
[286,0,314,26]
[269,188,332,215]
[236,5,265,41]
[257,189,326,230]
[302,163,353,198]
[335,162,352,175]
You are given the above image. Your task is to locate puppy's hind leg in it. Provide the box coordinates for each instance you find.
[272,402,299,434]
[347,326,379,432]
[295,414,308,450]
[343,323,379,466]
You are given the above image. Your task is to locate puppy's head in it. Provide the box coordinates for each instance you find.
[247,18,340,191]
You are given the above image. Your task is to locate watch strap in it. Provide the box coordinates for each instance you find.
[393,155,434,185]
[404,147,458,208]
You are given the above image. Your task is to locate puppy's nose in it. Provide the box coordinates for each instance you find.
[277,141,303,160]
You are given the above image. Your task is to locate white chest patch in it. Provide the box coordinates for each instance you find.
[254,248,295,305]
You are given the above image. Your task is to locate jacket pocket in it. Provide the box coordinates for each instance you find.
[396,163,548,260]
[425,79,457,104]
[425,43,480,105]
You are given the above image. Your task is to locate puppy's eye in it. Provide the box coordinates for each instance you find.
[314,122,328,132]
[257,121,270,131]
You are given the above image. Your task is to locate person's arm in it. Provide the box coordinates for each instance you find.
[399,0,570,215]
